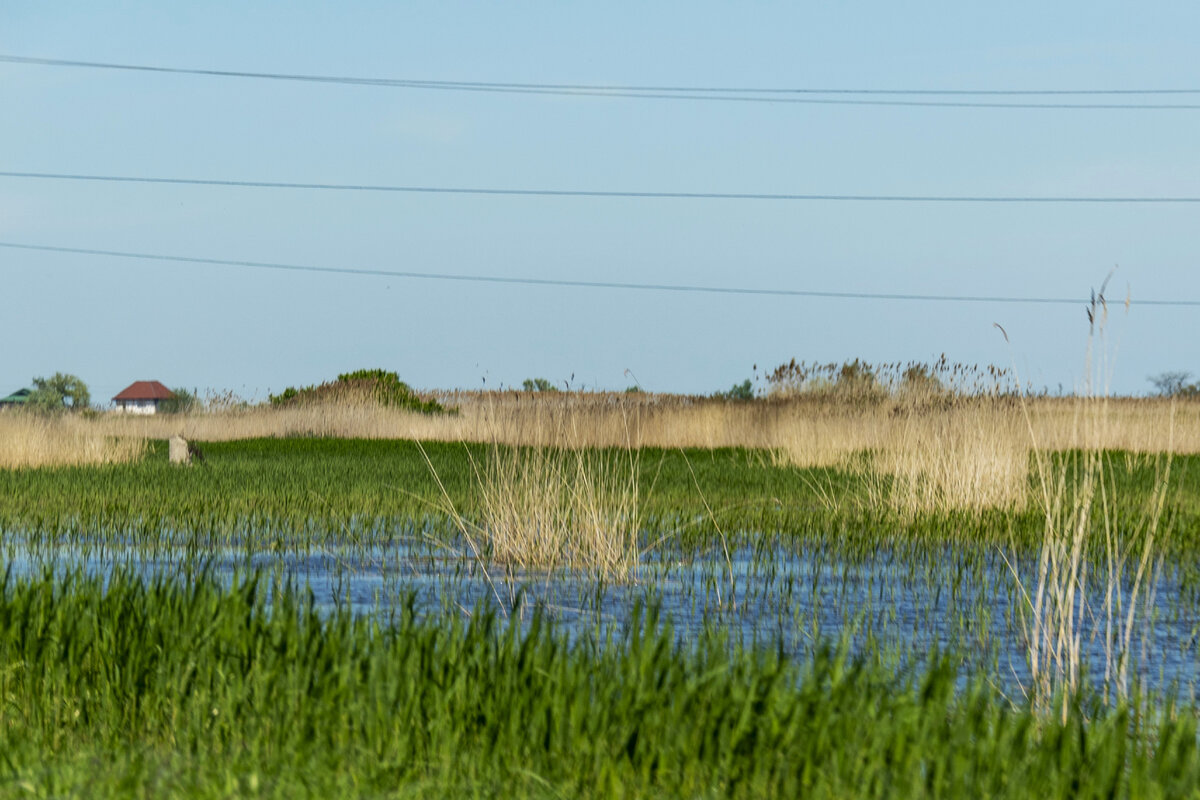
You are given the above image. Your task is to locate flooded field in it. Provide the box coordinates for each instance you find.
[4,430,1200,795]
[8,532,1200,702]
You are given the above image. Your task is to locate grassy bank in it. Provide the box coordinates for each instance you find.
[1,568,1196,799]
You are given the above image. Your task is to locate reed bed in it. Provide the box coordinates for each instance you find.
[7,388,1190,520]
[0,412,146,469]
[466,444,641,577]
[23,392,1198,452]
[419,399,645,580]
[10,392,1196,513]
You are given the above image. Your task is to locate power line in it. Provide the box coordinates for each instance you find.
[4,54,1200,109]
[2,241,1196,306]
[4,171,1200,204]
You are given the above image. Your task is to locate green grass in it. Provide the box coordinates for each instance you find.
[1,567,1198,799]
[0,437,1197,557]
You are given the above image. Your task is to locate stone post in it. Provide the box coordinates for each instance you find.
[169,435,191,465]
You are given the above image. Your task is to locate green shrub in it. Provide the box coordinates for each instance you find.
[269,369,445,414]
[714,379,754,401]
[158,387,200,414]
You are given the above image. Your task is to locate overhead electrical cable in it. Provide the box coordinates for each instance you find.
[3,171,1199,204]
[4,54,1200,109]
[2,241,1195,306]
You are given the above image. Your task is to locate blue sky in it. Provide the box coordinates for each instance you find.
[2,2,1198,403]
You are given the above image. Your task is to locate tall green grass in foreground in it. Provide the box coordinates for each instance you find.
[1,568,1198,799]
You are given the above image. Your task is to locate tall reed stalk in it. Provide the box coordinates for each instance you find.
[1008,285,1173,719]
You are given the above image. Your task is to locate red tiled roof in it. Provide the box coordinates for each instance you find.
[113,381,172,401]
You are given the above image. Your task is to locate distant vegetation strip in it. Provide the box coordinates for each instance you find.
[268,368,447,414]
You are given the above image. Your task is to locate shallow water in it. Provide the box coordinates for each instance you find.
[4,532,1198,699]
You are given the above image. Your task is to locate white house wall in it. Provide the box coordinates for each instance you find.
[116,400,158,415]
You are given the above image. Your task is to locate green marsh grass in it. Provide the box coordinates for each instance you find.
[1,438,1198,564]
[2,567,1199,798]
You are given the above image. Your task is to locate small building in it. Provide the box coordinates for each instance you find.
[0,388,32,408]
[113,380,172,415]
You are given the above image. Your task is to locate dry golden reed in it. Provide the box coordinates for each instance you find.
[3,393,1197,513]
[471,444,641,577]
[416,399,644,580]
[1009,328,1176,717]
[0,413,147,469]
[40,390,1197,450]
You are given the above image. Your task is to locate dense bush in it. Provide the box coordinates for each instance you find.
[269,369,446,414]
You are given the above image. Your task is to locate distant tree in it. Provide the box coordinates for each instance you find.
[715,379,754,401]
[1149,371,1198,397]
[624,385,644,394]
[159,387,200,414]
[28,372,90,413]
[522,378,558,392]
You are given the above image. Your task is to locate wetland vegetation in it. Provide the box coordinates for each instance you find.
[5,568,1200,798]
[2,365,1200,796]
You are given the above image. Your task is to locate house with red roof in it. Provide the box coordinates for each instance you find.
[113,380,172,414]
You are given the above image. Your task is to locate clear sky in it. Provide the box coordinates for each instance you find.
[3,2,1198,403]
